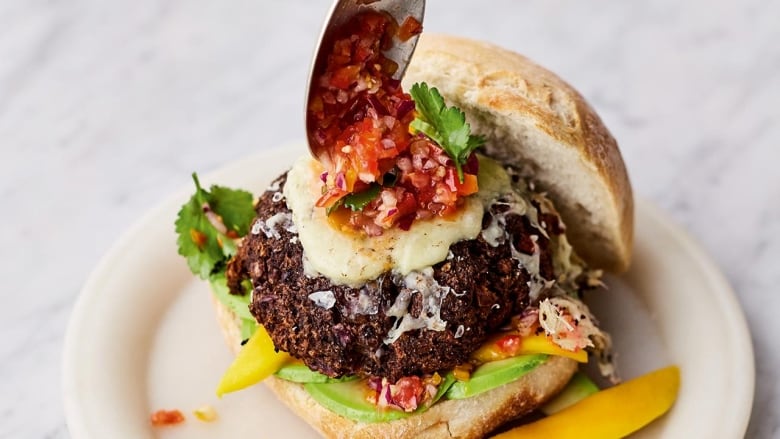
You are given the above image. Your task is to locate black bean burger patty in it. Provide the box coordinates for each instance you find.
[226,173,560,381]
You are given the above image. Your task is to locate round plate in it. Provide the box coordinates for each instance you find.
[63,145,754,438]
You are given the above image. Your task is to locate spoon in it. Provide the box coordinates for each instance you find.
[305,0,426,160]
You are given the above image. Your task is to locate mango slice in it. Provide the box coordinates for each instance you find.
[216,325,291,396]
[492,366,681,439]
[472,333,588,363]
[518,335,588,363]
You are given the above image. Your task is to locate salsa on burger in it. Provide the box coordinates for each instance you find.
[173,7,677,439]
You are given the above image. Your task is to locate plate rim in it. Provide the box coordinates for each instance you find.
[635,200,755,436]
[62,146,755,438]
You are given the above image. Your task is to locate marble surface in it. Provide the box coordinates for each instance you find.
[1,0,778,437]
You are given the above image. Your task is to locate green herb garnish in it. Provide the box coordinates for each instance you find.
[175,174,259,339]
[343,184,381,211]
[175,173,256,279]
[326,184,382,215]
[409,82,485,182]
[325,199,344,216]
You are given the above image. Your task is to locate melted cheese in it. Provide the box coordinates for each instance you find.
[284,156,485,287]
[251,212,296,239]
[282,154,597,345]
[384,268,451,344]
[308,290,336,309]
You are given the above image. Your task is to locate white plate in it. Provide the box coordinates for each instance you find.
[63,145,754,439]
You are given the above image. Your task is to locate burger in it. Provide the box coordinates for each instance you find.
[176,11,633,439]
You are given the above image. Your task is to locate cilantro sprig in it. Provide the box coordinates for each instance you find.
[175,173,256,279]
[175,173,258,338]
[410,82,485,182]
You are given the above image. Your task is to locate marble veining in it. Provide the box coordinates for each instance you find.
[1,0,779,437]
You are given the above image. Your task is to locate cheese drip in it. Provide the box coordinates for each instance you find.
[285,155,585,287]
[283,154,592,344]
[384,268,450,344]
[284,156,485,287]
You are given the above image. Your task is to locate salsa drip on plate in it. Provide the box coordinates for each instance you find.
[307,11,479,236]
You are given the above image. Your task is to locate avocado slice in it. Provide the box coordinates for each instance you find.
[432,373,456,405]
[305,379,410,423]
[209,276,258,340]
[275,362,357,384]
[540,371,599,415]
[445,354,548,400]
[304,374,456,423]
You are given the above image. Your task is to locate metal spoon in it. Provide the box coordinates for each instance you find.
[305,0,426,160]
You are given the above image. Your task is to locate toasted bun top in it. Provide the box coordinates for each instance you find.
[403,34,634,273]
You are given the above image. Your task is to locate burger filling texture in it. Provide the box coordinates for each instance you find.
[176,10,615,422]
[223,152,614,416]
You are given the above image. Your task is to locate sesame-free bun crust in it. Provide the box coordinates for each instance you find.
[404,34,634,273]
[213,296,577,439]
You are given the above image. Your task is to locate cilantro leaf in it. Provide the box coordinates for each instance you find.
[209,185,256,237]
[175,173,255,279]
[343,184,381,211]
[409,82,485,182]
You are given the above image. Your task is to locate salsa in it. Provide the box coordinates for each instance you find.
[307,11,479,236]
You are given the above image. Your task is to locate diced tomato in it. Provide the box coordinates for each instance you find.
[407,172,430,188]
[308,11,480,235]
[359,10,388,34]
[398,17,423,41]
[457,173,479,196]
[150,409,185,427]
[390,376,424,412]
[330,65,362,89]
[496,334,522,356]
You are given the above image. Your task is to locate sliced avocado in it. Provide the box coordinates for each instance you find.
[305,380,410,423]
[540,371,599,415]
[304,374,457,423]
[432,373,456,405]
[209,275,258,339]
[445,354,548,400]
[275,362,357,384]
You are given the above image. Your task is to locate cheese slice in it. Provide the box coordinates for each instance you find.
[284,156,490,287]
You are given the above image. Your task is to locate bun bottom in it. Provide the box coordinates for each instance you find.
[212,294,577,439]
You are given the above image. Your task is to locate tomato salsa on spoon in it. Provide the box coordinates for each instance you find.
[307,11,482,236]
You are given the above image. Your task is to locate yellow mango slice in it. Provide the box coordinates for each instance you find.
[492,365,681,439]
[216,325,291,397]
[519,335,588,363]
[472,333,588,363]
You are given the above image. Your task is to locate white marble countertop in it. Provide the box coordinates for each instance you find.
[2,0,778,437]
